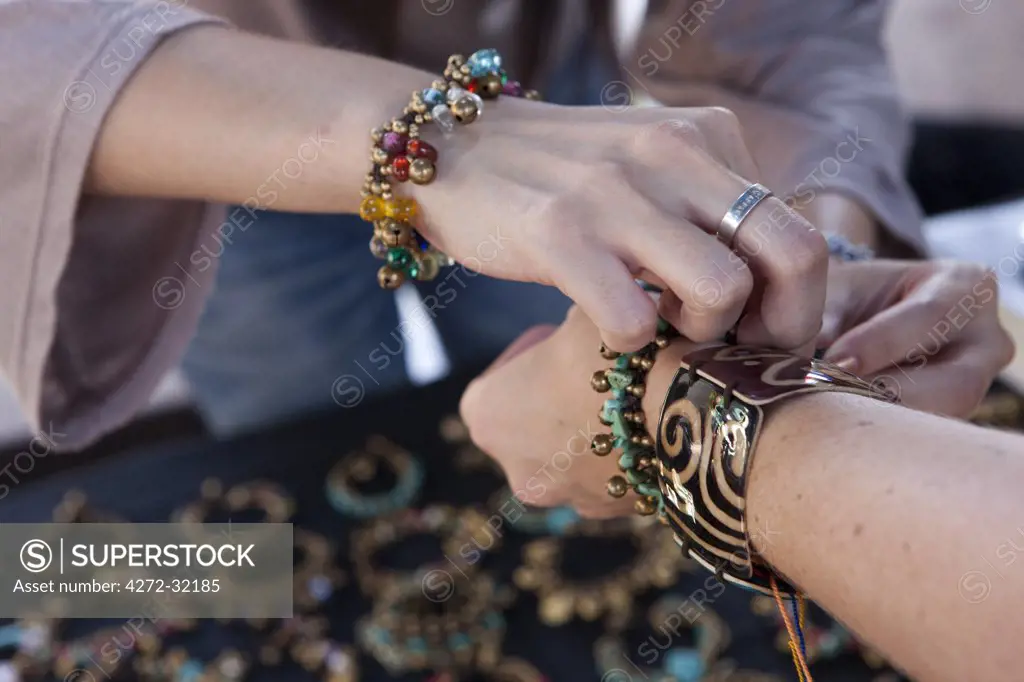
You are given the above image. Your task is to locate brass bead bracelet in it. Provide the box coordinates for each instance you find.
[590,318,678,516]
[357,573,513,676]
[358,49,539,290]
[349,504,499,596]
[325,436,424,519]
[511,520,687,631]
[172,478,294,526]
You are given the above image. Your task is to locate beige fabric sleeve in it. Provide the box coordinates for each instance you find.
[0,1,227,449]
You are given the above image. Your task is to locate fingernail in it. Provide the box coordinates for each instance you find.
[832,356,859,372]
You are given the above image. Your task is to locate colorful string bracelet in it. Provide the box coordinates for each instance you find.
[358,49,539,290]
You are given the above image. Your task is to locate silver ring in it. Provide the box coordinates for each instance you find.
[717,183,772,246]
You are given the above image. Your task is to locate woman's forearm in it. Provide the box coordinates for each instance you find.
[644,346,1024,682]
[86,25,432,214]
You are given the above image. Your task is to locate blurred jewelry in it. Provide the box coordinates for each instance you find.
[717,183,772,246]
[512,521,685,630]
[428,657,549,682]
[57,618,197,681]
[294,530,347,612]
[290,639,359,682]
[751,594,852,664]
[52,489,124,523]
[173,478,294,524]
[594,594,730,682]
[258,615,329,666]
[487,486,581,536]
[138,648,248,682]
[326,436,424,519]
[357,574,512,676]
[350,504,497,596]
[702,661,786,682]
[257,615,358,681]
[441,415,502,475]
[751,595,893,671]
[0,620,56,679]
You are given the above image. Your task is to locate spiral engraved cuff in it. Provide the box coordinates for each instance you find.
[655,345,895,595]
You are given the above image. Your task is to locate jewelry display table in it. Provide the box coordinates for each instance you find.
[3,370,1016,682]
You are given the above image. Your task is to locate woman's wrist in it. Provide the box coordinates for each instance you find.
[88,25,434,214]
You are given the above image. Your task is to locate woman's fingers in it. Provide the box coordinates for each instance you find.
[548,240,659,353]
[868,341,1012,418]
[625,119,829,349]
[824,264,998,376]
[599,180,754,343]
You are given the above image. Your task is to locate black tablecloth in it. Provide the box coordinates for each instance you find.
[0,372,906,682]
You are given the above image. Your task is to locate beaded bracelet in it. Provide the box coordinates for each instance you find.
[172,478,294,525]
[358,49,539,290]
[511,521,686,630]
[590,318,678,516]
[349,504,498,596]
[357,574,512,676]
[825,233,875,262]
[325,436,424,519]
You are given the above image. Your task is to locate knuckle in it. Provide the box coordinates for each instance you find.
[529,196,588,255]
[787,227,830,278]
[633,120,707,160]
[717,264,754,310]
[607,318,659,353]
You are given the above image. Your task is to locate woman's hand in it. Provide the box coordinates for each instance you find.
[413,100,828,352]
[819,259,1016,417]
[458,306,693,519]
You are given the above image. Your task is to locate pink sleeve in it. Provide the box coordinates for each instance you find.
[0,1,227,449]
[631,0,924,251]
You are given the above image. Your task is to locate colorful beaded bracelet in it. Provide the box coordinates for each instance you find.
[358,49,538,290]
[325,436,424,519]
[590,318,678,516]
[357,574,512,676]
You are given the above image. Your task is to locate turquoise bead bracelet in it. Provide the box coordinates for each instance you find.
[325,436,424,519]
[590,319,677,516]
